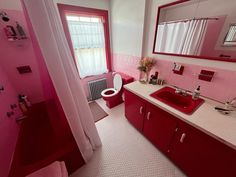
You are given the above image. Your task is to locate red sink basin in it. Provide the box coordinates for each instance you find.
[150,87,204,115]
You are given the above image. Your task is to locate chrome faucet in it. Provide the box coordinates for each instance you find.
[221,97,236,112]
[226,97,236,108]
[215,97,236,115]
[174,87,188,96]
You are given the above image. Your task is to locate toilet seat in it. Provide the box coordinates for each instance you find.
[113,74,122,91]
[101,88,118,97]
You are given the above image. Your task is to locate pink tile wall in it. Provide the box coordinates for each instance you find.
[113,53,236,103]
[112,53,141,80]
[0,9,44,104]
[200,15,236,59]
[0,66,22,177]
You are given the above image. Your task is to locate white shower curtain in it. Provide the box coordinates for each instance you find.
[155,19,208,55]
[23,0,101,162]
[155,21,189,54]
[181,19,208,55]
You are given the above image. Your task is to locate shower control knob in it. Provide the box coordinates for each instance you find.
[0,86,4,92]
[7,111,14,117]
[10,104,17,109]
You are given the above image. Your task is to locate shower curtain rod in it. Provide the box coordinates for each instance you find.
[159,17,219,25]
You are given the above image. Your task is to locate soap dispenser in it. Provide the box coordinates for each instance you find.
[192,86,200,100]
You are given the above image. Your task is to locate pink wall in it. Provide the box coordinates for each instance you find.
[200,16,236,59]
[0,65,22,177]
[113,53,236,103]
[0,8,68,177]
[0,8,46,177]
[0,9,44,104]
[200,16,226,57]
[112,53,141,80]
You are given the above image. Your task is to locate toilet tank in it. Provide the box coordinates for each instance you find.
[116,72,134,85]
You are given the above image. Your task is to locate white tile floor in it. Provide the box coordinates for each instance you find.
[70,99,187,177]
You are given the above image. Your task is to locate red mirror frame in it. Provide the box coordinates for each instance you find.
[152,0,236,63]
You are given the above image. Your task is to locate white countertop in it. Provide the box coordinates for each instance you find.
[124,81,236,150]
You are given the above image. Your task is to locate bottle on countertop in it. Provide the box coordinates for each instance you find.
[18,94,31,114]
[16,21,27,39]
[192,86,201,100]
[22,95,31,107]
[18,94,28,114]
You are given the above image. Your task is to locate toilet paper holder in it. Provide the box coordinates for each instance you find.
[173,63,184,75]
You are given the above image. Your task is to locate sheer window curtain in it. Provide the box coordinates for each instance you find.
[68,19,108,78]
[23,0,101,162]
[155,19,208,55]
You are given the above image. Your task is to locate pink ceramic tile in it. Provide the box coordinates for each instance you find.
[112,53,236,103]
[0,9,44,104]
[0,66,21,177]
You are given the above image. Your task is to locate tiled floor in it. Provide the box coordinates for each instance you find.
[70,99,186,177]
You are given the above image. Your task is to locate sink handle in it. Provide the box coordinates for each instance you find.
[180,133,186,143]
[139,106,144,115]
[147,112,151,120]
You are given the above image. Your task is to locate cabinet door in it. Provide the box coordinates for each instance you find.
[169,121,236,177]
[143,103,177,153]
[124,89,145,132]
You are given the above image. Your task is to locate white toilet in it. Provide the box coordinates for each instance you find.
[101,74,123,108]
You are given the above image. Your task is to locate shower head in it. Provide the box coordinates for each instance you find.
[0,11,10,22]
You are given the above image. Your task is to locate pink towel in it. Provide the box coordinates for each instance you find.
[26,161,68,177]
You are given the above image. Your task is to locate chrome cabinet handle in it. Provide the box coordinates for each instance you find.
[139,106,143,115]
[147,112,151,120]
[180,133,186,143]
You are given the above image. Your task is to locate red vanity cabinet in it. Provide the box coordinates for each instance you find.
[169,121,236,177]
[124,88,236,177]
[124,89,177,152]
[143,102,177,153]
[124,89,146,132]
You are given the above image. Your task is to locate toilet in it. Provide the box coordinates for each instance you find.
[101,73,134,108]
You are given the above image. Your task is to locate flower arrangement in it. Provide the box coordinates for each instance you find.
[138,57,156,83]
[138,57,156,73]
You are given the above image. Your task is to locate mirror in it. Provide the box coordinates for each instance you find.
[153,0,236,62]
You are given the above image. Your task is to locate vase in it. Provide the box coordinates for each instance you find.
[139,71,150,84]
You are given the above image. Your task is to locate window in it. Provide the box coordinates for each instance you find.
[66,15,107,78]
[58,4,111,79]
[224,24,236,46]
